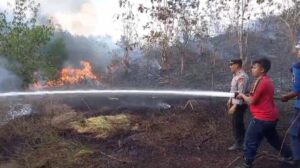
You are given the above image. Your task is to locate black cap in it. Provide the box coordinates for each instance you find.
[229,59,242,66]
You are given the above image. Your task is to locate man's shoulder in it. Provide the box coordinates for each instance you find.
[261,75,274,86]
[238,70,249,79]
[293,62,300,69]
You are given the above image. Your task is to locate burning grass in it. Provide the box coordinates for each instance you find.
[30,60,100,89]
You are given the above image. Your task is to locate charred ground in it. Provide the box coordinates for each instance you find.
[0,97,295,168]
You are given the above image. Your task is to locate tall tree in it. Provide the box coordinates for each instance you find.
[117,0,139,73]
[136,0,176,71]
[277,0,300,54]
[173,0,205,75]
[119,0,207,74]
[205,0,273,65]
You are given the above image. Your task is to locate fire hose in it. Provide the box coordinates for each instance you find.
[0,90,235,98]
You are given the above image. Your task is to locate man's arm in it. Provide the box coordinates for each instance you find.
[237,93,256,105]
[237,79,263,105]
[237,76,248,93]
[231,76,248,105]
[227,98,232,107]
[281,91,299,102]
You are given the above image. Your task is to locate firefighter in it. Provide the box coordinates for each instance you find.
[227,59,249,151]
[235,58,292,168]
[281,42,300,167]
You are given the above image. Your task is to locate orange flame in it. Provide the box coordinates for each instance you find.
[31,61,99,89]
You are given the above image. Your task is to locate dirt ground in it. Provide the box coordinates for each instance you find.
[0,97,296,168]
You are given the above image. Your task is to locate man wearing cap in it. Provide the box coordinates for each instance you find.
[227,59,249,151]
[281,42,300,167]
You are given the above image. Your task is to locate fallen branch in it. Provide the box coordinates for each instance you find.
[81,98,92,111]
[199,136,213,145]
[225,156,242,168]
[256,151,280,161]
[279,112,300,157]
[100,151,131,163]
[184,100,195,110]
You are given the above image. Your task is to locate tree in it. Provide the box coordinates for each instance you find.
[117,0,139,73]
[136,0,176,71]
[205,0,274,65]
[0,0,54,85]
[42,37,68,80]
[277,0,300,54]
[119,0,207,75]
[173,0,205,75]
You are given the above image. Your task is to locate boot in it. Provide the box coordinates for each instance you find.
[235,159,252,168]
[228,143,243,151]
[279,156,294,165]
[295,160,300,168]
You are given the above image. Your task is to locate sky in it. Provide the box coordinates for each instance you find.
[0,0,294,41]
[0,0,124,41]
[44,0,122,40]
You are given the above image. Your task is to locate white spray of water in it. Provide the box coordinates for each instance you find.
[0,90,234,98]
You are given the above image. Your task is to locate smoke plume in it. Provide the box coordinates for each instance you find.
[0,57,22,92]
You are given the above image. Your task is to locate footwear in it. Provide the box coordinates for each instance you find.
[228,143,243,151]
[235,162,252,168]
[295,160,300,168]
[279,156,294,165]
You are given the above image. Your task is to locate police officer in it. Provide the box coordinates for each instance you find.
[227,59,249,151]
[281,42,300,167]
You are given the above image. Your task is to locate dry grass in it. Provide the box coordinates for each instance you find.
[71,114,133,138]
[0,98,285,168]
[0,100,89,168]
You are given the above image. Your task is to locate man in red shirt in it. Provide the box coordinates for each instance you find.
[235,58,292,168]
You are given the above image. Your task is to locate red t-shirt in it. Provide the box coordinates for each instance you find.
[249,75,278,121]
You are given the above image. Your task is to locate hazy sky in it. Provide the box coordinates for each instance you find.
[0,0,293,41]
[0,0,124,40]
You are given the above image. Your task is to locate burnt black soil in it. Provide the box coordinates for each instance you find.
[0,97,295,168]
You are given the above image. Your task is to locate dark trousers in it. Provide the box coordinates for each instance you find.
[244,119,292,162]
[290,108,300,160]
[232,104,247,145]
[290,135,300,160]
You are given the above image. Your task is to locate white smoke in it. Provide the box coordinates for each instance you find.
[53,31,120,71]
[0,57,22,92]
[37,0,122,40]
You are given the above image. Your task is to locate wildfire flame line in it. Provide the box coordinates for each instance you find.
[32,61,99,89]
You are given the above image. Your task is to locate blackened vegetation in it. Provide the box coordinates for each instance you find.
[0,97,295,168]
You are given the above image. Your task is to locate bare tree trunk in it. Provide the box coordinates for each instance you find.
[238,35,245,61]
[161,35,170,71]
[211,54,216,90]
[238,35,248,66]
[180,44,187,75]
[238,0,247,63]
[279,6,300,55]
[161,45,168,71]
[123,49,129,73]
[180,54,184,75]
[290,28,297,54]
[160,0,169,72]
